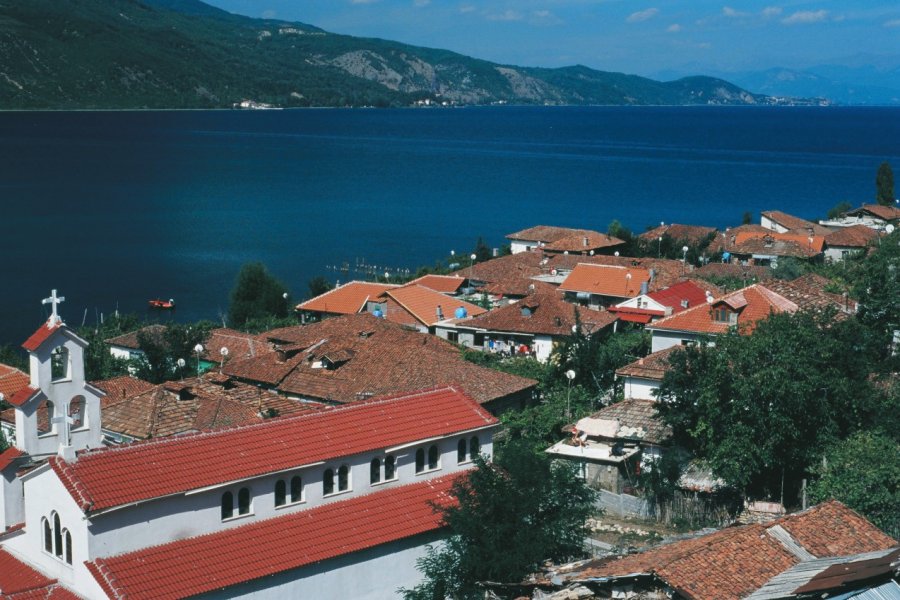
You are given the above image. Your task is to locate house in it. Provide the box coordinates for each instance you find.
[645,277,855,352]
[435,284,617,362]
[0,363,29,446]
[404,274,469,295]
[822,203,900,231]
[295,280,399,322]
[506,225,624,255]
[105,324,168,362]
[559,263,652,309]
[367,284,487,332]
[200,328,271,364]
[223,314,538,414]
[615,346,682,400]
[545,398,671,494]
[760,210,831,235]
[608,280,719,325]
[823,224,880,261]
[638,223,718,247]
[725,230,826,266]
[528,501,898,600]
[0,293,501,598]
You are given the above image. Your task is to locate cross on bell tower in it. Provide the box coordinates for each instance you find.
[42,289,65,326]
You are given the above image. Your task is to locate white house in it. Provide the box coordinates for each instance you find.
[0,293,500,599]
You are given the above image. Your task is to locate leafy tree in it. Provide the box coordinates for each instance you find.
[742,211,753,225]
[656,310,881,500]
[500,383,594,452]
[0,344,28,372]
[809,431,899,536]
[876,161,895,206]
[78,313,141,381]
[228,262,290,328]
[851,227,900,357]
[826,201,852,220]
[134,322,212,384]
[550,324,649,396]
[307,276,332,300]
[401,440,595,599]
[472,237,492,263]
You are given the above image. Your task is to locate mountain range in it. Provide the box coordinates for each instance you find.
[0,0,793,110]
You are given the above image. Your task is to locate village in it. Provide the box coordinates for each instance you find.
[0,200,898,599]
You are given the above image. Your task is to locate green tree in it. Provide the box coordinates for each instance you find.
[228,262,290,328]
[551,324,649,396]
[826,201,852,220]
[307,276,332,300]
[876,161,895,206]
[78,313,140,381]
[742,211,753,225]
[472,237,492,263]
[401,440,595,600]
[134,322,212,384]
[852,227,900,357]
[656,310,881,500]
[0,344,28,372]
[809,431,899,536]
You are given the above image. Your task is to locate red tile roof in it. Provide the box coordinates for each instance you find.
[201,328,271,363]
[542,231,624,253]
[506,225,600,243]
[0,549,56,596]
[406,274,466,294]
[21,320,62,352]
[0,448,24,473]
[86,473,460,600]
[761,210,830,234]
[50,386,496,513]
[0,364,29,403]
[647,280,717,313]
[381,285,487,326]
[824,224,880,248]
[566,501,897,600]
[731,231,826,257]
[7,387,40,408]
[296,281,399,315]
[847,204,900,221]
[559,264,651,299]
[104,324,168,351]
[639,223,718,245]
[615,346,682,381]
[90,376,155,408]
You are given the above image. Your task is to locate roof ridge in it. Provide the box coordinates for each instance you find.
[50,457,95,512]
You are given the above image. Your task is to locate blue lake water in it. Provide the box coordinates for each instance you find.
[1,106,899,345]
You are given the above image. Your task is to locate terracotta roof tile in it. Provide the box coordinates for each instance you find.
[639,223,718,245]
[7,387,40,408]
[542,231,624,253]
[0,549,56,595]
[104,324,168,351]
[693,262,773,281]
[21,320,62,352]
[381,285,487,326]
[559,263,651,299]
[0,448,24,472]
[570,501,896,600]
[50,386,496,512]
[615,346,682,381]
[646,280,717,313]
[577,398,671,444]
[0,364,29,402]
[824,224,880,248]
[90,376,155,408]
[201,328,271,362]
[458,285,617,336]
[86,474,460,600]
[406,274,467,294]
[506,225,601,243]
[847,204,900,221]
[760,210,830,234]
[729,231,826,258]
[296,281,399,315]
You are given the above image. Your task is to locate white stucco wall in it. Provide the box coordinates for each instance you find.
[1,466,24,530]
[533,335,554,363]
[621,377,660,401]
[510,241,538,254]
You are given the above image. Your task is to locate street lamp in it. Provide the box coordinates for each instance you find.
[565,369,576,420]
[193,343,204,379]
[658,236,663,257]
[176,358,186,380]
[682,245,689,274]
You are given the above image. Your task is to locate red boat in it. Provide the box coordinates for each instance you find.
[148,298,176,310]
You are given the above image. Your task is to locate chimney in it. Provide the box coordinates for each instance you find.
[640,281,649,295]
[436,305,444,321]
[583,236,589,247]
[649,269,656,282]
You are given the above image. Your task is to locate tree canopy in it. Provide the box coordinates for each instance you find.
[876,161,895,206]
[228,262,291,328]
[402,440,595,599]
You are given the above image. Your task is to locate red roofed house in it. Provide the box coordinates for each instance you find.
[0,293,501,598]
[295,280,399,322]
[0,362,29,446]
[506,225,624,255]
[559,263,652,309]
[367,284,487,332]
[608,280,718,325]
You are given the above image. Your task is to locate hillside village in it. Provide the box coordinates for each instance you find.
[0,201,898,599]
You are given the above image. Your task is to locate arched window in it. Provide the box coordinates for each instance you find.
[370,458,381,484]
[323,468,335,495]
[274,479,287,507]
[51,346,69,381]
[428,445,439,470]
[38,400,55,435]
[221,491,234,520]
[63,529,72,565]
[384,455,396,480]
[53,513,62,558]
[338,465,349,492]
[42,517,52,553]
[457,439,467,464]
[237,487,251,515]
[415,448,425,473]
[470,436,480,459]
[69,396,86,429]
[290,476,303,503]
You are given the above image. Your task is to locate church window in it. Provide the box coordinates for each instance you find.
[384,455,396,481]
[415,448,425,473]
[274,480,287,507]
[290,476,303,503]
[221,491,234,520]
[470,436,480,458]
[63,529,72,565]
[53,513,62,558]
[237,488,251,515]
[457,439,467,464]
[69,396,86,429]
[42,517,52,553]
[38,400,54,435]
[337,465,349,492]
[428,445,439,470]
[323,468,335,495]
[370,458,381,484]
[51,347,70,381]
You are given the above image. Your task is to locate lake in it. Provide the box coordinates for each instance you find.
[1,105,898,345]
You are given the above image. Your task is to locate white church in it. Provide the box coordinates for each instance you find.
[0,292,499,598]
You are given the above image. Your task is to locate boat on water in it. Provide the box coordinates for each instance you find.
[148,298,175,310]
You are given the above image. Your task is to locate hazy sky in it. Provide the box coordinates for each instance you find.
[203,1,900,77]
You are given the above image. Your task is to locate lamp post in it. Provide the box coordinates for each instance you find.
[176,358,185,380]
[658,236,663,257]
[682,245,689,274]
[565,369,576,420]
[193,343,204,379]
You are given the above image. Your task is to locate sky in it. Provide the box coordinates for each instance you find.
[203,0,900,78]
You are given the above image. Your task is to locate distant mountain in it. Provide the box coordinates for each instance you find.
[0,0,779,109]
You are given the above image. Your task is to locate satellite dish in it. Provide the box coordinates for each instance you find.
[220,347,229,357]
[887,224,895,234]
